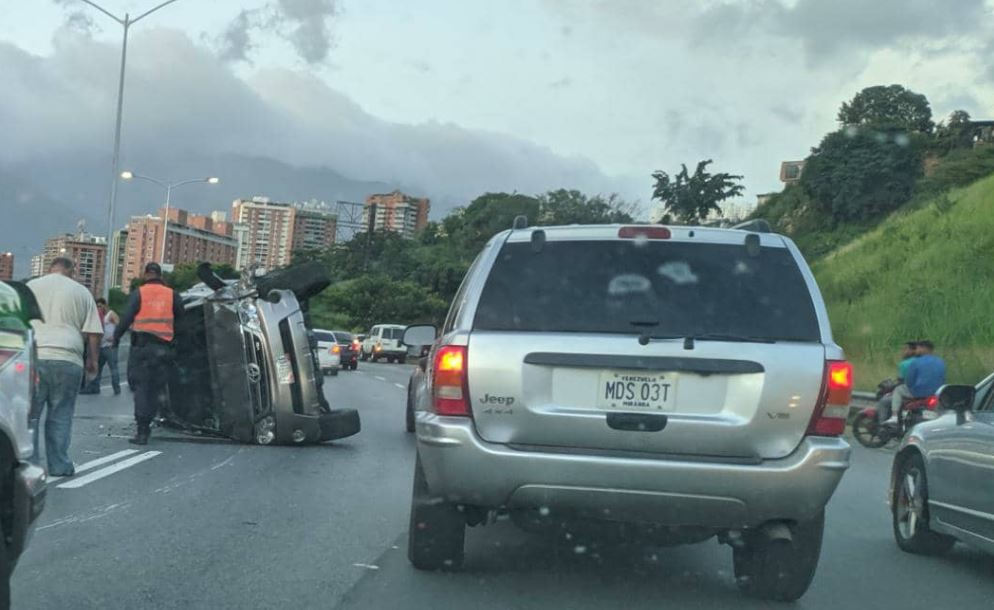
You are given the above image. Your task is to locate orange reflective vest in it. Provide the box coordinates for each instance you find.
[133,283,175,343]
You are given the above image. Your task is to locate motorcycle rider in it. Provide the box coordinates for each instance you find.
[889,340,946,420]
[877,341,918,424]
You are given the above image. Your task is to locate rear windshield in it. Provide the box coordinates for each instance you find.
[334,332,354,344]
[382,327,404,340]
[313,331,336,343]
[474,239,821,342]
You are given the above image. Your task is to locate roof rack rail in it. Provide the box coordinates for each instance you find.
[512,215,529,229]
[731,219,772,233]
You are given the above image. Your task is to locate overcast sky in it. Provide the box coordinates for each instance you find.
[3,0,994,217]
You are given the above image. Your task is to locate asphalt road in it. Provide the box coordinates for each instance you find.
[12,363,994,609]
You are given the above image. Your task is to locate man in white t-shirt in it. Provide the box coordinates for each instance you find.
[27,257,102,476]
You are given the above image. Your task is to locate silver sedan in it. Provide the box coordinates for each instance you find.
[890,377,994,555]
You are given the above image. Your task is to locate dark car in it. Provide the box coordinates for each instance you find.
[331,331,359,370]
[164,262,361,445]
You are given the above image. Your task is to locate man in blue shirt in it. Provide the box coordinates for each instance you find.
[890,340,946,419]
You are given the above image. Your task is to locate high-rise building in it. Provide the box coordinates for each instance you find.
[40,231,107,296]
[363,190,430,239]
[291,201,338,254]
[231,197,296,271]
[121,208,237,291]
[108,228,129,290]
[0,253,13,281]
[29,255,44,278]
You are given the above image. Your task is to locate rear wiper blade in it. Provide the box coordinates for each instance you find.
[690,333,778,344]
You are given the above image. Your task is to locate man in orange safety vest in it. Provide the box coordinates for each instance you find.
[113,262,184,445]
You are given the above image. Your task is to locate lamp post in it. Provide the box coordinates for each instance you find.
[120,172,220,263]
[75,0,184,295]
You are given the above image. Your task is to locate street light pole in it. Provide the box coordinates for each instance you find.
[76,0,183,296]
[120,172,220,264]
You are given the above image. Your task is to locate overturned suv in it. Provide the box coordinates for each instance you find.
[164,262,360,445]
[406,221,852,601]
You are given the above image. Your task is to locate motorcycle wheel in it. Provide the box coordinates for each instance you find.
[852,413,888,448]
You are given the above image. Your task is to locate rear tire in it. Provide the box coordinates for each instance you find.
[399,356,407,365]
[350,362,358,371]
[408,455,465,570]
[733,510,824,602]
[852,412,888,449]
[328,367,338,377]
[360,350,369,362]
[893,453,956,555]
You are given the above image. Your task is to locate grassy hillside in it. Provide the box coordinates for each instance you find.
[812,173,994,389]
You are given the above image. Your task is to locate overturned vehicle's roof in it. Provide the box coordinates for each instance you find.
[162,262,359,445]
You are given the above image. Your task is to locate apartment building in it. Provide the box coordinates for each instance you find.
[363,191,430,239]
[291,201,338,253]
[121,207,237,290]
[0,253,13,281]
[40,232,107,296]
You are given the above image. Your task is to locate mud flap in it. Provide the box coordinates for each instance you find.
[318,409,361,441]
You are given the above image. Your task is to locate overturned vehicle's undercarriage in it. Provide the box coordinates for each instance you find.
[161,262,360,445]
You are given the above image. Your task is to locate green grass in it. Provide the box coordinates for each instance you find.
[812,173,994,389]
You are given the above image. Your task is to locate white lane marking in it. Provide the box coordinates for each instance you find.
[57,451,162,489]
[353,563,380,570]
[374,376,386,381]
[394,383,405,389]
[211,455,236,470]
[48,449,140,482]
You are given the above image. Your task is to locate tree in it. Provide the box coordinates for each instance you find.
[801,128,922,223]
[312,275,448,331]
[837,85,934,134]
[650,160,744,224]
[933,110,975,154]
[537,189,636,225]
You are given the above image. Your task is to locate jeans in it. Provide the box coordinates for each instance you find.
[29,360,84,475]
[84,346,121,394]
[891,384,915,414]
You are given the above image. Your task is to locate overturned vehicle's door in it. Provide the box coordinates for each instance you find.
[167,262,360,445]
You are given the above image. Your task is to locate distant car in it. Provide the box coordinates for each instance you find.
[890,380,994,557]
[405,222,853,602]
[360,324,407,363]
[0,281,47,603]
[312,329,341,376]
[331,331,359,371]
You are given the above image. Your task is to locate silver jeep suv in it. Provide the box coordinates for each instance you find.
[405,222,852,601]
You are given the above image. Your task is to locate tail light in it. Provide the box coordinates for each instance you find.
[432,345,470,416]
[331,345,341,354]
[807,360,853,436]
[926,395,939,410]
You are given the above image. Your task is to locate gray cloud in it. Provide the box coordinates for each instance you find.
[218,10,255,62]
[0,29,634,211]
[214,0,338,64]
[547,0,992,65]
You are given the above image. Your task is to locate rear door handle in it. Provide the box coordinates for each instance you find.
[606,413,667,432]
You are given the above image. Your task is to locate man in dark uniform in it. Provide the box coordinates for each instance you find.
[113,263,183,445]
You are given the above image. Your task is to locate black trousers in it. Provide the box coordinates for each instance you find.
[129,339,174,430]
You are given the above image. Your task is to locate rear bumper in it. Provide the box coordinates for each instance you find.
[9,461,46,565]
[416,415,850,528]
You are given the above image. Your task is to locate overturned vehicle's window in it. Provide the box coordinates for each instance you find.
[475,240,820,342]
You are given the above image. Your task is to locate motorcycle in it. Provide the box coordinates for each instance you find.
[851,380,939,448]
